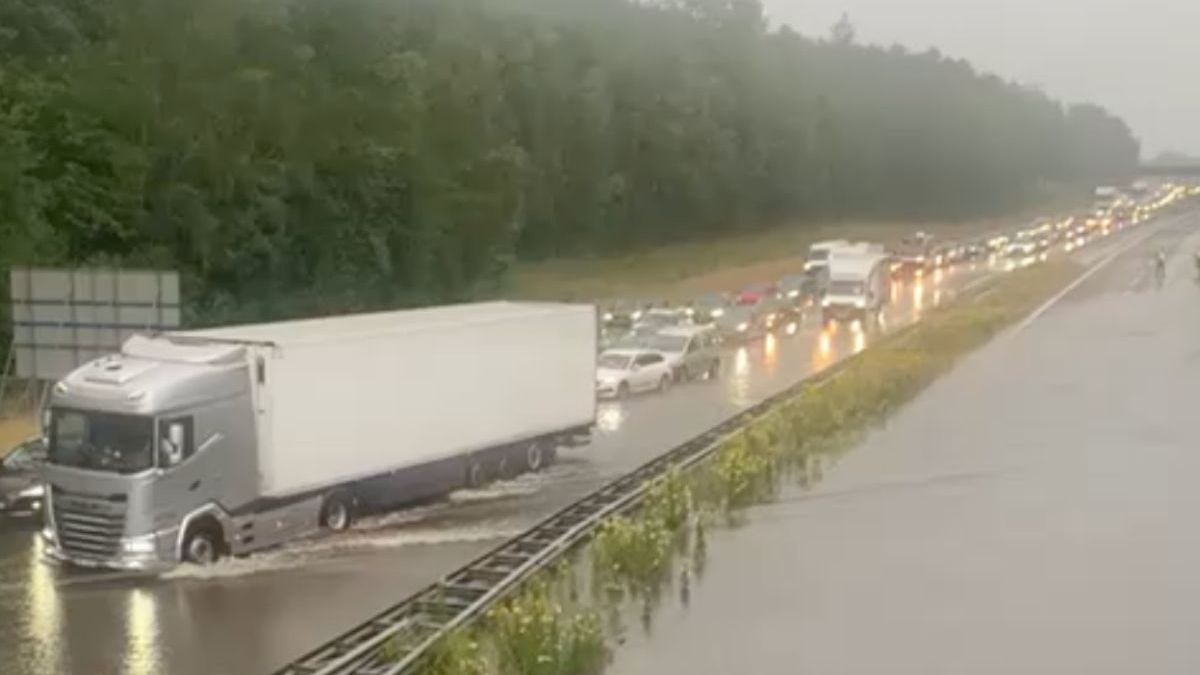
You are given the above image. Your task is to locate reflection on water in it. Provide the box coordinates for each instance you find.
[124,588,161,675]
[933,267,945,286]
[933,288,943,308]
[813,330,835,372]
[596,403,626,433]
[852,325,867,354]
[913,280,925,314]
[26,535,64,674]
[728,347,753,406]
[890,280,901,304]
[763,333,778,373]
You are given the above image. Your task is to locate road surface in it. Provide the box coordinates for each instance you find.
[0,209,1177,675]
[609,211,1200,675]
[0,260,992,675]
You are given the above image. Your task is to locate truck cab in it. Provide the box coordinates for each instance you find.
[41,336,258,570]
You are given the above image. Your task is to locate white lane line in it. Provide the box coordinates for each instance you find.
[1013,226,1160,333]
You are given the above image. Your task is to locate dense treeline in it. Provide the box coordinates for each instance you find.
[0,0,1139,328]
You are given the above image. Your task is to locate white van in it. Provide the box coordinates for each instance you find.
[821,250,890,325]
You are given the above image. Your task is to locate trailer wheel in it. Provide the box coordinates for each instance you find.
[466,458,488,489]
[182,520,224,565]
[525,442,550,473]
[320,492,354,532]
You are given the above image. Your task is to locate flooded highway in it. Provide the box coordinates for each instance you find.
[0,258,993,675]
[609,211,1200,675]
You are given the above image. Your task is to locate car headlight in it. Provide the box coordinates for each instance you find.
[121,535,157,555]
[630,311,643,321]
[17,484,44,499]
[854,298,866,308]
[710,308,724,318]
[787,290,800,298]
[737,322,749,332]
[821,297,832,307]
[603,312,614,322]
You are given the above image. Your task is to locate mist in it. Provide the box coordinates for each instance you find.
[763,0,1200,158]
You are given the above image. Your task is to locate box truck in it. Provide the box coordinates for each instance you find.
[821,249,890,326]
[40,302,596,570]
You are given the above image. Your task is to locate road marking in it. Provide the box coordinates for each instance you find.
[1012,226,1160,333]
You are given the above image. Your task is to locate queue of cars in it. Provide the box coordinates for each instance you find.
[593,181,1196,401]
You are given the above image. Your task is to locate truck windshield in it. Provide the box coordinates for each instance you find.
[808,249,830,262]
[48,410,155,475]
[829,280,866,295]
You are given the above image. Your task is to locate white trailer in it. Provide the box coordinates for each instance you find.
[41,302,596,569]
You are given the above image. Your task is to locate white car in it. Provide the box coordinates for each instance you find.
[631,308,692,336]
[595,349,674,399]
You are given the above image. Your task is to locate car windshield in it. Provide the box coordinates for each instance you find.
[598,353,633,370]
[48,409,155,475]
[646,334,689,352]
[829,280,866,295]
[808,249,830,262]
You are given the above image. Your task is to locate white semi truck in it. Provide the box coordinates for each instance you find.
[821,248,890,326]
[40,302,596,569]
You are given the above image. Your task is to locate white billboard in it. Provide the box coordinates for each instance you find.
[8,267,181,380]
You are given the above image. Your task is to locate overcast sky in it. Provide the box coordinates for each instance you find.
[762,0,1200,158]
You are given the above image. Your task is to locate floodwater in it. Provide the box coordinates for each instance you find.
[0,256,992,675]
[610,212,1200,675]
[0,211,1174,675]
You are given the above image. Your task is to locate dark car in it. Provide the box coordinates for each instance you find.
[687,293,732,324]
[0,436,47,516]
[714,305,769,343]
[776,275,811,314]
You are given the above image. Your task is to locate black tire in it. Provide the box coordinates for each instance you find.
[466,457,488,489]
[707,359,720,380]
[182,523,223,565]
[320,492,354,532]
[524,442,549,473]
[617,382,630,399]
[495,451,518,480]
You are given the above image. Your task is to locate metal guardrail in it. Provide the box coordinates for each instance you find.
[269,286,972,675]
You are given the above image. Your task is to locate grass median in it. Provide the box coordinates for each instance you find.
[401,259,1080,675]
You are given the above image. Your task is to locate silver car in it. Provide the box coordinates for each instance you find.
[645,326,721,381]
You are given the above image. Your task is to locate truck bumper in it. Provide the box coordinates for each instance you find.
[822,306,866,324]
[41,526,179,572]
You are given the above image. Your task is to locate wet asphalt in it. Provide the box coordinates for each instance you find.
[609,210,1200,675]
[0,212,1182,675]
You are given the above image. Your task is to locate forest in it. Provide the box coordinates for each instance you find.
[0,0,1140,329]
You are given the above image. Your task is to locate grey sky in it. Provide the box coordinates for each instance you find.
[763,0,1200,157]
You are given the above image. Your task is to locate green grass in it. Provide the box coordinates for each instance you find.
[406,259,1081,675]
[507,192,1087,303]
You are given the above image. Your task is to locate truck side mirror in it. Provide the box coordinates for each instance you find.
[168,423,185,451]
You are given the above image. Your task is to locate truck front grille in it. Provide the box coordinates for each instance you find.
[51,487,127,559]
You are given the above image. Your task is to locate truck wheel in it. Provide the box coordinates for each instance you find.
[525,442,550,473]
[183,523,223,565]
[466,458,488,489]
[320,492,354,532]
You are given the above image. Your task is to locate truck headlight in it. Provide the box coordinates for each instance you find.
[854,298,867,308]
[821,297,832,307]
[122,535,157,555]
[41,525,57,543]
[17,484,45,499]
